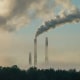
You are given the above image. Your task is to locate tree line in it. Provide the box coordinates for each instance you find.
[0,65,80,80]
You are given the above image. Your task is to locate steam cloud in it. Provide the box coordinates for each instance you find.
[0,0,54,31]
[0,0,80,33]
[35,0,80,37]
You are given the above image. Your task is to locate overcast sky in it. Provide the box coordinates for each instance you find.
[0,0,80,70]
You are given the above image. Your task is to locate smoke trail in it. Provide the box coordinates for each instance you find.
[0,0,54,32]
[36,9,80,37]
[35,0,80,37]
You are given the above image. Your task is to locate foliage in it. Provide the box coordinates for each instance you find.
[0,66,80,80]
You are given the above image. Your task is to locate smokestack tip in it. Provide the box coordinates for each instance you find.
[34,37,37,44]
[46,37,48,46]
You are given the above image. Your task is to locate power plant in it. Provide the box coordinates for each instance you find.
[29,37,49,67]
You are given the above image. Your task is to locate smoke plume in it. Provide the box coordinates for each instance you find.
[0,0,54,31]
[35,0,80,37]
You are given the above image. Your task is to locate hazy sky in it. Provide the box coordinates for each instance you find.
[0,0,80,70]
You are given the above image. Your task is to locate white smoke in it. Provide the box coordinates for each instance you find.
[35,0,80,37]
[0,0,54,31]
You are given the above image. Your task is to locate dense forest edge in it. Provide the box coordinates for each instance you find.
[0,65,80,80]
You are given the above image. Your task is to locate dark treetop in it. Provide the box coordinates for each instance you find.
[0,65,80,80]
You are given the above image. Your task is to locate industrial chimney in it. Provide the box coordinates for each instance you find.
[34,38,37,66]
[29,52,32,66]
[45,37,48,64]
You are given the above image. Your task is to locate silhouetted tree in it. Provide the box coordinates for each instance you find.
[0,65,80,80]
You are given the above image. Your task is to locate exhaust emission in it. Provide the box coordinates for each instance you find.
[35,9,80,37]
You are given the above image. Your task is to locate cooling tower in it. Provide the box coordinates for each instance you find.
[34,38,37,66]
[45,37,48,64]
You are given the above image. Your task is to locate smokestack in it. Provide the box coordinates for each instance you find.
[34,38,37,66]
[29,52,32,66]
[45,37,48,64]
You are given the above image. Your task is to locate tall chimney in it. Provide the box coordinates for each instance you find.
[45,37,48,64]
[34,38,37,66]
[29,52,32,66]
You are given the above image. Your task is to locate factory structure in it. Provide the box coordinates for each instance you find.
[45,37,48,64]
[29,52,32,66]
[34,38,37,66]
[29,37,49,67]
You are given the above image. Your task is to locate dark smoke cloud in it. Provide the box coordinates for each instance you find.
[35,9,80,37]
[0,0,31,31]
[0,0,54,31]
[0,0,79,34]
